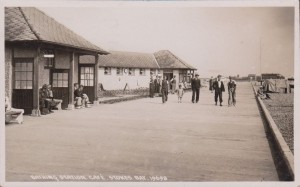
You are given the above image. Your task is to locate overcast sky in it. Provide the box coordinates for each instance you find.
[39,6,294,78]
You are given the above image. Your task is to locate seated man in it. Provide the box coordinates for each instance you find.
[74,83,83,109]
[45,84,62,110]
[257,86,271,100]
[40,84,53,114]
[79,85,91,108]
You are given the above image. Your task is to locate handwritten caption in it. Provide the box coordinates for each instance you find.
[30,175,168,182]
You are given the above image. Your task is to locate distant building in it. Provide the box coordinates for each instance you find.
[80,50,197,90]
[248,74,256,81]
[154,50,197,86]
[261,73,285,80]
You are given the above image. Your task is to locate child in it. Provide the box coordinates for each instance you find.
[177,84,184,103]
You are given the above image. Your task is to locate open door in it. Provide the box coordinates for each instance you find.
[51,69,69,109]
[12,58,34,114]
[79,65,95,101]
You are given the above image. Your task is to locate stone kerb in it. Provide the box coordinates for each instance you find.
[251,82,294,180]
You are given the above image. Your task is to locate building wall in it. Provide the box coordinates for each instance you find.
[5,45,80,98]
[5,46,12,100]
[98,67,153,90]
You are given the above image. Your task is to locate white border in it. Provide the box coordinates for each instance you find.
[1,1,299,187]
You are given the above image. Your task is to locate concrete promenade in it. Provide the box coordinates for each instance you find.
[5,82,278,181]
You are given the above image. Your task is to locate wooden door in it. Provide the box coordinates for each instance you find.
[79,65,95,102]
[12,58,34,114]
[51,70,69,109]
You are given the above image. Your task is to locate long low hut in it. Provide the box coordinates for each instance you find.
[80,50,197,90]
[5,7,108,115]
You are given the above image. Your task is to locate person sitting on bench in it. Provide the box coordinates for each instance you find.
[5,96,24,124]
[45,84,62,110]
[40,84,53,115]
[79,85,91,108]
[74,83,83,109]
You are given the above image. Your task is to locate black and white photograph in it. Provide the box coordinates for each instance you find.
[1,0,299,186]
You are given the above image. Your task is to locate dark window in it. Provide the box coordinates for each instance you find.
[140,68,146,76]
[42,49,55,68]
[116,68,123,75]
[129,68,135,76]
[104,67,111,75]
[14,59,33,89]
[52,72,68,88]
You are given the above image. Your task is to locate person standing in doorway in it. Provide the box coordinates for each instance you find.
[213,75,225,106]
[171,75,177,94]
[228,76,237,106]
[161,76,169,103]
[191,73,201,103]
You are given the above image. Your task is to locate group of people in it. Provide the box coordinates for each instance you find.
[74,83,91,109]
[149,75,185,103]
[39,84,61,115]
[208,75,237,107]
[149,73,237,106]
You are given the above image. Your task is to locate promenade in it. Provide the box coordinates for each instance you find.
[6,82,278,181]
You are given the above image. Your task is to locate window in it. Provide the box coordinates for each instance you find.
[52,72,68,88]
[14,59,33,89]
[42,49,55,68]
[139,68,146,76]
[116,67,123,75]
[150,69,156,75]
[80,67,94,86]
[104,67,111,75]
[129,68,135,76]
[179,70,188,83]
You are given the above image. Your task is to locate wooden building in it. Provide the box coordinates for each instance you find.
[154,50,197,88]
[80,51,159,90]
[5,7,108,115]
[80,50,197,90]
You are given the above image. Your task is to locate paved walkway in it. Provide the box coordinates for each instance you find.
[6,82,278,181]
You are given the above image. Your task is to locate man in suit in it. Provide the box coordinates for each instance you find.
[191,73,201,103]
[161,76,169,103]
[213,75,225,106]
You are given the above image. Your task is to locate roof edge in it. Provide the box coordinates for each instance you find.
[19,7,40,40]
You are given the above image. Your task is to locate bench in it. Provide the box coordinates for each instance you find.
[5,109,24,124]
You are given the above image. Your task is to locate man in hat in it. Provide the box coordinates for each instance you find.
[212,75,225,106]
[191,73,201,103]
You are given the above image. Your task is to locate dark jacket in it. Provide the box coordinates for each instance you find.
[191,78,201,90]
[213,80,225,93]
[161,80,168,91]
[74,89,83,97]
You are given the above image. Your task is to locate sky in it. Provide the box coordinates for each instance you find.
[39,6,295,78]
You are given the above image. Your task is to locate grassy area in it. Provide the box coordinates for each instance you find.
[262,93,294,154]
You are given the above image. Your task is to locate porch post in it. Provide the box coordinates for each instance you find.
[93,54,99,105]
[67,51,75,110]
[31,45,41,116]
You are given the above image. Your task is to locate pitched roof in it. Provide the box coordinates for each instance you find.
[154,50,197,70]
[5,7,108,54]
[82,51,160,68]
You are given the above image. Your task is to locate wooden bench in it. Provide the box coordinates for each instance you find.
[5,109,24,124]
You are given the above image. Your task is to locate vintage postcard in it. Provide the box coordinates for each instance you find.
[1,0,299,187]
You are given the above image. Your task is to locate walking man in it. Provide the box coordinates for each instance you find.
[161,76,169,103]
[213,75,225,106]
[228,76,237,106]
[191,73,201,103]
